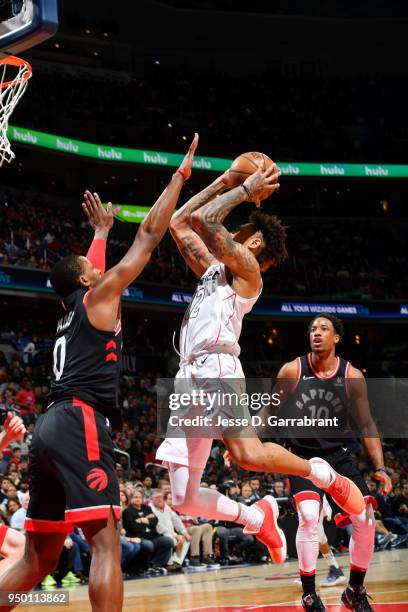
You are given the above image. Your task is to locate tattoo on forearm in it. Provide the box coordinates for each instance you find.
[195,187,259,273]
[180,235,215,267]
[201,186,245,226]
[174,181,225,221]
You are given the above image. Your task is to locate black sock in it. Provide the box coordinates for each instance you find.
[301,573,316,596]
[349,569,366,589]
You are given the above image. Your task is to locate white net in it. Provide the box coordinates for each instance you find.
[0,56,32,166]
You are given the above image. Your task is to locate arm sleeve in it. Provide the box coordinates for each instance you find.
[86,238,107,274]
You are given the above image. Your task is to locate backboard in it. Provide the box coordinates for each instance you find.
[0,0,58,56]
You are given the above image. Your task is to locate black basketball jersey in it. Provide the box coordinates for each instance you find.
[283,353,352,457]
[50,288,122,428]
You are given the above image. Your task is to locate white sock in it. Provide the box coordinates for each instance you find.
[308,459,334,488]
[323,549,339,569]
[236,502,264,532]
[168,464,243,521]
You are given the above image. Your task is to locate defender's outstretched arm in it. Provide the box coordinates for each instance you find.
[87,134,198,328]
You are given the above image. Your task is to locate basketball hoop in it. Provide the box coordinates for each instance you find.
[0,55,32,166]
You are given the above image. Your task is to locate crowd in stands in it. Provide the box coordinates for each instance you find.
[1,194,407,300]
[0,332,407,584]
[15,66,406,164]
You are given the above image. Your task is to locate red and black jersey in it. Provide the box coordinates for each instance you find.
[283,353,352,456]
[49,288,122,428]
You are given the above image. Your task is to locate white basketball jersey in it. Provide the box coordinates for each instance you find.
[179,263,261,362]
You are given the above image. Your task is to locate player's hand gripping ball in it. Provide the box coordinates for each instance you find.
[225,151,274,188]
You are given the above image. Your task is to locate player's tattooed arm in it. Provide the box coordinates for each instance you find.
[171,229,218,277]
[191,163,280,292]
[173,175,228,223]
[170,175,229,276]
[348,366,392,494]
[192,185,259,274]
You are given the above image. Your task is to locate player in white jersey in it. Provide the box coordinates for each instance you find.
[156,161,365,563]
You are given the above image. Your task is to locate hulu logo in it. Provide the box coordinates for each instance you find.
[193,158,212,169]
[98,147,123,160]
[143,152,168,165]
[320,165,345,176]
[56,138,79,153]
[12,128,37,144]
[365,166,389,177]
[280,164,300,175]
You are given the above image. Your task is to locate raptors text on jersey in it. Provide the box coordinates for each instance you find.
[282,353,353,455]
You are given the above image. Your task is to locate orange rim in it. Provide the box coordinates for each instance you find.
[0,55,32,89]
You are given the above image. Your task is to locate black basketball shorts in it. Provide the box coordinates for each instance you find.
[289,447,373,524]
[25,397,120,533]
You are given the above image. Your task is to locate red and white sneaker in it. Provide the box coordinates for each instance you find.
[310,458,365,516]
[243,495,287,564]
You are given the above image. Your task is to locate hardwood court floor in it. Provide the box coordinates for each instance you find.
[22,548,408,612]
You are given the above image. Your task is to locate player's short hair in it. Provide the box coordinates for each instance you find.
[308,313,344,339]
[50,254,84,298]
[248,210,288,265]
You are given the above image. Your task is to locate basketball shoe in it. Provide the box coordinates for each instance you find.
[320,565,346,587]
[341,585,373,611]
[243,495,287,564]
[309,458,365,515]
[301,593,326,611]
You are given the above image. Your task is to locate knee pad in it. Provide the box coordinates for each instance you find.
[296,497,320,533]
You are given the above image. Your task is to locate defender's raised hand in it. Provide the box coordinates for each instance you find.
[176,132,199,181]
[242,162,281,207]
[82,190,118,238]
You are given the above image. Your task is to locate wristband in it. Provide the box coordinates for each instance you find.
[375,468,387,473]
[174,168,188,181]
[242,184,252,199]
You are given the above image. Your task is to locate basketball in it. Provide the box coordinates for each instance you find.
[227,151,274,188]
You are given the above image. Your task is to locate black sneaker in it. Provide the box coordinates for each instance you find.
[152,566,168,576]
[301,593,326,611]
[376,533,393,550]
[390,534,408,549]
[143,568,161,577]
[341,585,373,611]
[202,556,220,569]
[320,565,346,587]
[189,557,206,568]
[74,572,89,584]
